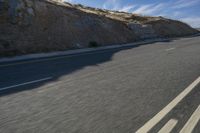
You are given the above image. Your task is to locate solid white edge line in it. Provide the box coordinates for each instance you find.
[136,76,200,133]
[0,49,115,67]
[0,38,166,67]
[180,105,200,133]
[0,77,53,91]
[158,119,178,133]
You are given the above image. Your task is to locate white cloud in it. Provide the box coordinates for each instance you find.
[132,3,166,15]
[131,2,200,28]
[157,11,184,19]
[119,5,136,12]
[64,0,73,3]
[173,0,200,9]
[132,4,152,14]
[180,17,200,28]
[102,0,120,10]
[173,11,182,17]
[63,0,200,28]
[102,0,135,12]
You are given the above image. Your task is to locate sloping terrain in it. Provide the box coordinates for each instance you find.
[0,0,199,57]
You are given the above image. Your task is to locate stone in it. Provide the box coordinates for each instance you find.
[27,7,34,16]
[25,0,33,7]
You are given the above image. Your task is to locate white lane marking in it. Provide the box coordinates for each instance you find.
[158,119,178,133]
[165,48,176,51]
[136,76,200,133]
[0,77,53,91]
[180,105,200,133]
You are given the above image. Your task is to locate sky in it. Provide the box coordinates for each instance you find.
[64,0,200,28]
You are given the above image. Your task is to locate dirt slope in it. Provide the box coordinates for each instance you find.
[0,0,199,57]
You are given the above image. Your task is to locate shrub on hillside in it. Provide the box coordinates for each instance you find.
[88,41,99,48]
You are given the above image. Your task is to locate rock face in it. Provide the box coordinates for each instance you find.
[127,23,157,39]
[0,0,199,57]
[145,19,198,37]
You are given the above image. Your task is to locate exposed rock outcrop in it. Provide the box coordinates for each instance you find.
[145,19,198,37]
[0,0,199,57]
[127,23,157,39]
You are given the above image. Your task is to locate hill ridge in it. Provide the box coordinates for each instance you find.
[0,0,199,57]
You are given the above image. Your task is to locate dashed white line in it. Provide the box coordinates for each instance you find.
[180,105,200,133]
[158,119,178,133]
[165,48,176,51]
[0,77,53,91]
[136,76,200,133]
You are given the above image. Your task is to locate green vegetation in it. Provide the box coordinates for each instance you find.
[88,41,99,48]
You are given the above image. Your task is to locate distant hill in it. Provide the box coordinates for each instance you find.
[0,0,199,57]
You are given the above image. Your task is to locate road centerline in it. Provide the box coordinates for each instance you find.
[136,76,200,133]
[0,77,53,91]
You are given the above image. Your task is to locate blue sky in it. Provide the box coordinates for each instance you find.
[64,0,200,28]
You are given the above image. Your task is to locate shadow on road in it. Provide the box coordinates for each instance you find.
[0,37,189,97]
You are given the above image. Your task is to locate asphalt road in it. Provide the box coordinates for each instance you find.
[0,36,200,133]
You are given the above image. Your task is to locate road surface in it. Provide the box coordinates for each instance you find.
[0,36,200,133]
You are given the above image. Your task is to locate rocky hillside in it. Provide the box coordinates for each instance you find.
[0,0,199,57]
